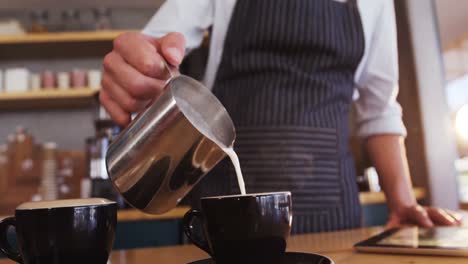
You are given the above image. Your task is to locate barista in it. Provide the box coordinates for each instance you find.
[100,0,462,233]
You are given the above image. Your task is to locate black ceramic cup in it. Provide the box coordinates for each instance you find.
[183,192,292,264]
[0,198,117,264]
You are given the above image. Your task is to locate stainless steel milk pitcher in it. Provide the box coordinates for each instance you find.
[106,68,236,214]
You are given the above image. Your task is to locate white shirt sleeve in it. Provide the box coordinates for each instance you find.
[354,0,407,138]
[141,0,214,53]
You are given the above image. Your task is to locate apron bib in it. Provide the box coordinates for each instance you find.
[189,0,365,234]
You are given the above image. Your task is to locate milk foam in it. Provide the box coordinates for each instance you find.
[202,191,291,200]
[17,198,115,210]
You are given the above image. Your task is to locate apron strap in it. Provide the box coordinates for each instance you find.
[348,0,358,7]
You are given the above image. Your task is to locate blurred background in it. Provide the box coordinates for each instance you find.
[0,0,466,250]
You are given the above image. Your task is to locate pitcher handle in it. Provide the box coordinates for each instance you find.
[163,61,180,80]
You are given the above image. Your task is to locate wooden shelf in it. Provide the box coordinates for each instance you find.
[0,30,135,59]
[359,187,426,205]
[0,88,99,110]
[0,30,130,45]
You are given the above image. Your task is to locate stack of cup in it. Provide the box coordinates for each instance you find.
[87,70,102,89]
[41,71,56,90]
[57,72,70,90]
[0,70,3,92]
[40,142,58,201]
[5,68,30,93]
[71,69,86,88]
[30,74,41,91]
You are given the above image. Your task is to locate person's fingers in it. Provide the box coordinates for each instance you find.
[446,210,464,224]
[101,74,149,113]
[158,32,186,66]
[103,51,165,100]
[113,32,166,78]
[407,205,434,228]
[426,207,461,226]
[99,90,131,126]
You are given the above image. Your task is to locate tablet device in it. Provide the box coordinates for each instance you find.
[354,226,468,257]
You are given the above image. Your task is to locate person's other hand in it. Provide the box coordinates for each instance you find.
[100,32,186,126]
[386,204,463,228]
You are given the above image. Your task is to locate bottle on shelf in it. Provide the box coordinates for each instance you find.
[70,69,87,88]
[86,135,125,208]
[93,7,112,30]
[62,9,82,32]
[30,10,49,33]
[41,70,56,90]
[84,104,125,208]
[57,72,71,90]
[30,73,41,91]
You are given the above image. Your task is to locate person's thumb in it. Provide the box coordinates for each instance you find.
[409,205,434,228]
[158,32,186,66]
[385,214,401,229]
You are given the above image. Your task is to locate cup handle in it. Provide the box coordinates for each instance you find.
[0,217,23,263]
[183,209,212,255]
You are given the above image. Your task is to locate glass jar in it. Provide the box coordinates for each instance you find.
[62,9,82,31]
[93,7,112,30]
[30,10,49,33]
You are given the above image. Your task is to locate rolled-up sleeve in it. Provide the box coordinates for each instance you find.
[354,1,407,138]
[141,0,214,53]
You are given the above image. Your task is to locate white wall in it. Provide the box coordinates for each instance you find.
[405,0,460,209]
[435,0,468,47]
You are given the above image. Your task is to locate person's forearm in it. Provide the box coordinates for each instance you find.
[365,135,416,213]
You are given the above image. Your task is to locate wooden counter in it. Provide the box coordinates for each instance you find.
[95,227,468,264]
[3,227,465,264]
[359,187,426,205]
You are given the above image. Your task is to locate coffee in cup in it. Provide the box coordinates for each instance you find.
[0,198,117,264]
[183,192,292,264]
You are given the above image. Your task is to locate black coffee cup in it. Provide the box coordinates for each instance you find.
[183,192,292,264]
[0,198,117,264]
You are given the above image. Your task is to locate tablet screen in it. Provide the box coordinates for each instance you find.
[376,227,468,248]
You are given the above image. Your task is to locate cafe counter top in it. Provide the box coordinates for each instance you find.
[2,226,464,264]
[107,226,468,264]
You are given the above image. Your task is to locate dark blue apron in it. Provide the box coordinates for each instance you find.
[188,0,365,234]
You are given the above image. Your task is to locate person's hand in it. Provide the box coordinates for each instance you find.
[100,32,186,126]
[386,204,463,228]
